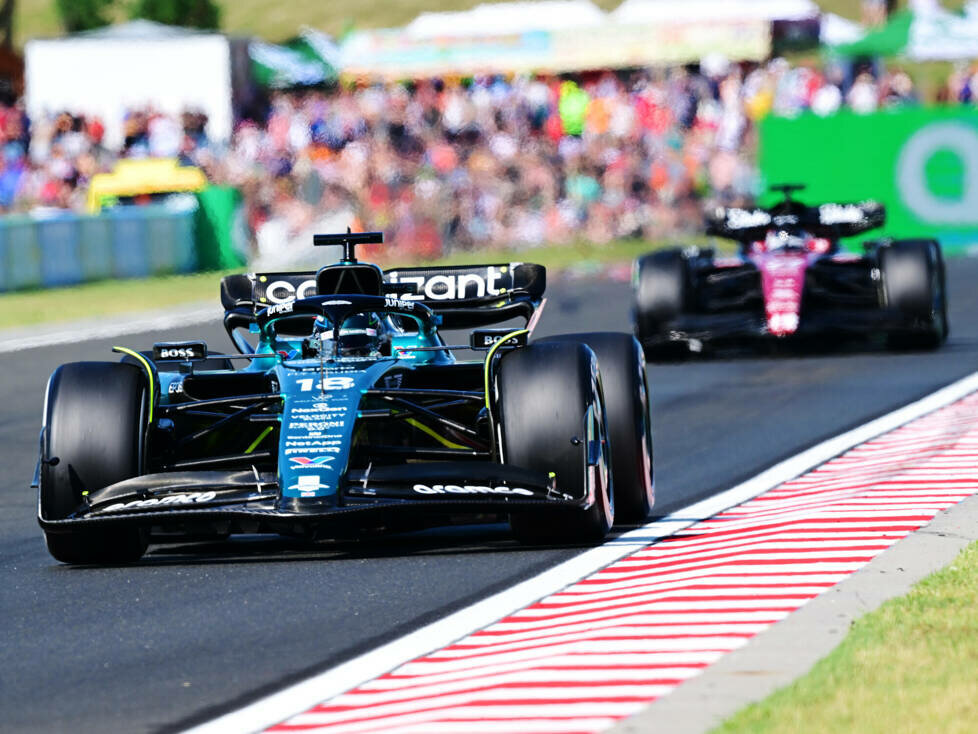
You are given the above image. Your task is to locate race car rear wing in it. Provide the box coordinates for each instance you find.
[220,262,546,331]
[706,201,885,241]
[383,263,545,328]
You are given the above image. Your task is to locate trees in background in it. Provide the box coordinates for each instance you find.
[55,0,221,33]
[129,0,220,30]
[55,0,117,32]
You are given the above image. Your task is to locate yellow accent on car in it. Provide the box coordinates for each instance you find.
[112,346,155,423]
[405,418,469,450]
[245,426,274,454]
[483,328,529,409]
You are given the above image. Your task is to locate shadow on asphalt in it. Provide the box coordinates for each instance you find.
[48,515,701,570]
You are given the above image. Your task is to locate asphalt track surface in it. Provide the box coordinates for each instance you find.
[3,257,978,733]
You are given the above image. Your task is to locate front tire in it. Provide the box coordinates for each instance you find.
[541,333,654,523]
[40,362,149,564]
[497,342,614,544]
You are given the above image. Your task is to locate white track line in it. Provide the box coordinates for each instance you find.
[182,369,978,734]
[0,306,220,354]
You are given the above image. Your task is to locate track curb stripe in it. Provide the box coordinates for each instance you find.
[183,371,978,734]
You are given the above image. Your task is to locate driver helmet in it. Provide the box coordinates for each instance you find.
[333,313,383,357]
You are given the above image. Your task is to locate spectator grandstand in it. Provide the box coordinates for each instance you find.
[0,58,926,260]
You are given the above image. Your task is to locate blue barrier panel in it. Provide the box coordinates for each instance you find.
[146,209,175,274]
[78,215,114,282]
[5,217,42,290]
[147,208,197,275]
[37,215,83,287]
[0,221,7,292]
[109,208,151,279]
[144,208,197,275]
[0,206,200,292]
[171,210,197,273]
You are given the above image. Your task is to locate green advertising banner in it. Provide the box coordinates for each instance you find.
[760,107,978,253]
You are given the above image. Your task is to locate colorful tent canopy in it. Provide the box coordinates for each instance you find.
[405,1,606,38]
[831,9,912,57]
[250,28,339,89]
[831,5,978,61]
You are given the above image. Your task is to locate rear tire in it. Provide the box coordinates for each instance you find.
[497,342,614,544]
[880,239,948,350]
[41,362,149,564]
[634,249,687,357]
[540,333,654,523]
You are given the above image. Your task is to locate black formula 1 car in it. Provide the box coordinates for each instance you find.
[35,232,654,564]
[634,185,948,355]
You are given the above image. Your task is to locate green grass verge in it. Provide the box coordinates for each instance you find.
[0,269,235,331]
[0,238,693,331]
[712,539,978,734]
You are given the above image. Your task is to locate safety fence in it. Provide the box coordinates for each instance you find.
[0,188,244,293]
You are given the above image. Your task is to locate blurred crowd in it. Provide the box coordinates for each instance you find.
[0,57,934,258]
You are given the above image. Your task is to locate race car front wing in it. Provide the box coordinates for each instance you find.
[36,462,582,536]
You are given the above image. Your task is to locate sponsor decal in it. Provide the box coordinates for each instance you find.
[289,475,330,495]
[267,301,294,316]
[288,421,346,431]
[285,447,342,455]
[724,207,770,229]
[383,374,404,389]
[168,378,185,395]
[483,335,516,347]
[897,121,978,224]
[289,403,350,420]
[290,404,347,415]
[384,296,415,310]
[153,341,206,361]
[412,484,535,496]
[470,329,528,349]
[285,439,342,447]
[290,456,335,467]
[103,491,217,513]
[387,268,507,301]
[266,278,317,304]
[818,203,865,225]
[297,376,356,392]
[159,348,197,359]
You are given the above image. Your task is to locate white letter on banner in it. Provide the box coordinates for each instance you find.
[897,121,978,224]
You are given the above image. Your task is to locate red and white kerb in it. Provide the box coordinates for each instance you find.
[266,393,978,734]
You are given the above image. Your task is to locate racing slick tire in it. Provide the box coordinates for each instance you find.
[498,342,614,544]
[40,362,149,564]
[634,248,687,358]
[880,239,948,350]
[540,332,654,523]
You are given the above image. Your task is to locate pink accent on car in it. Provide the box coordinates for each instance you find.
[753,251,815,336]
